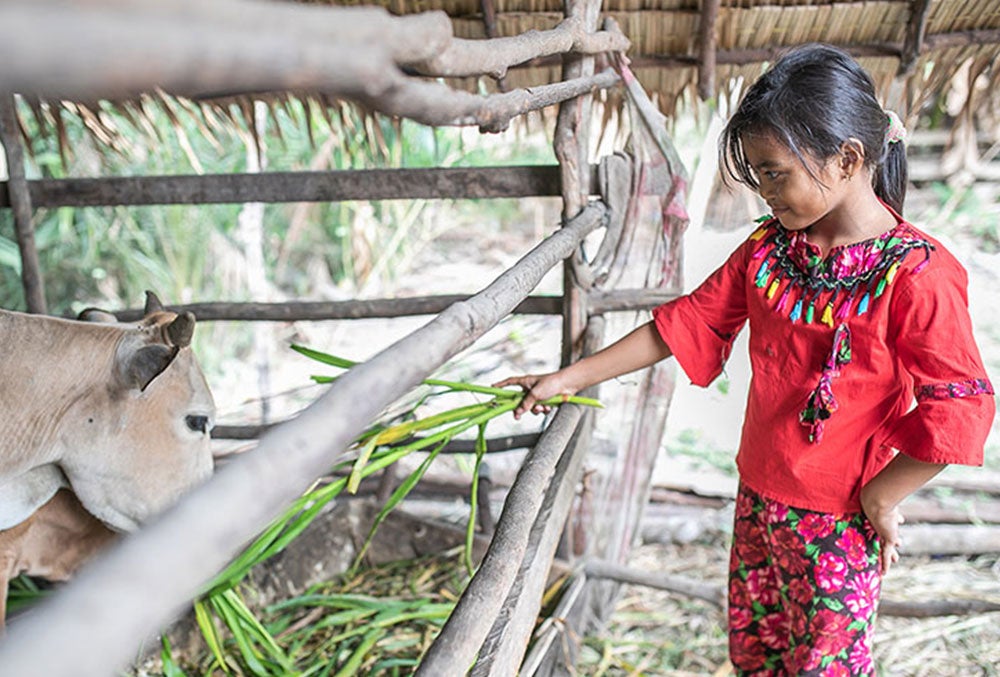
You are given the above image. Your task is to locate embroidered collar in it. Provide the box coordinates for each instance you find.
[749,217,934,326]
[748,215,935,443]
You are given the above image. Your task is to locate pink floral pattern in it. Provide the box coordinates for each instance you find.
[729,485,881,675]
[916,378,994,402]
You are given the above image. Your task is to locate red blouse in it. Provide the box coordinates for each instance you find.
[653,214,995,513]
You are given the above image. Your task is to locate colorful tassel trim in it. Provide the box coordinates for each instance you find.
[799,323,852,443]
[749,219,934,324]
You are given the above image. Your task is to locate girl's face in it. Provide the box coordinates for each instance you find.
[741,132,848,233]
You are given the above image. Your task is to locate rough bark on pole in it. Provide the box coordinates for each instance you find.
[471,318,605,676]
[0,2,623,130]
[0,204,605,677]
[555,0,603,368]
[0,96,45,313]
[414,406,586,675]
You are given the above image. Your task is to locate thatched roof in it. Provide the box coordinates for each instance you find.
[309,0,1000,118]
[3,0,1000,154]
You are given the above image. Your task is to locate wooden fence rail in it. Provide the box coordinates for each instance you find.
[0,165,600,208]
[0,201,607,677]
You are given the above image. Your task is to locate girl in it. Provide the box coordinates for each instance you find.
[496,43,995,675]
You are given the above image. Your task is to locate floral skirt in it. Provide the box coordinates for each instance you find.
[728,484,882,676]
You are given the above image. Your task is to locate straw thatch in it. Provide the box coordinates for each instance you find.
[8,0,1000,155]
[292,0,1000,118]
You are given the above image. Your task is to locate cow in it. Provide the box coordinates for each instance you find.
[0,489,116,628]
[0,292,215,625]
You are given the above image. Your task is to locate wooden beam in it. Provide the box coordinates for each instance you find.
[0,165,606,208]
[113,295,564,323]
[898,0,932,76]
[696,0,721,100]
[0,96,46,313]
[110,288,679,324]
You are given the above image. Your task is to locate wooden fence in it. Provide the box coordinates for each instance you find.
[0,1,681,675]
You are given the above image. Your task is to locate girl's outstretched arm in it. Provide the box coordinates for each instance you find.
[860,455,946,575]
[494,321,672,419]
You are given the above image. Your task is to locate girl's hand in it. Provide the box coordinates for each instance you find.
[492,372,577,420]
[860,489,904,575]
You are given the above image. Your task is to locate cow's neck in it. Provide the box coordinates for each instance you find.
[0,309,124,474]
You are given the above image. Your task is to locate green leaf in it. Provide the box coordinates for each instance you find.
[465,423,488,575]
[193,599,230,674]
[159,636,190,677]
[332,628,386,677]
[351,437,449,569]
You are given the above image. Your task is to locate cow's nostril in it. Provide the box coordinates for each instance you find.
[185,415,209,434]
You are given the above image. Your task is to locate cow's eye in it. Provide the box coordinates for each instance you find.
[185,415,210,434]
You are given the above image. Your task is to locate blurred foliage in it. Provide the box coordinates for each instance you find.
[0,99,556,316]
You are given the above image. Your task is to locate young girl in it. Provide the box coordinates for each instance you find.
[496,44,995,675]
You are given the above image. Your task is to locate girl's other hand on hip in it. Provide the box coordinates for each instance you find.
[860,491,904,575]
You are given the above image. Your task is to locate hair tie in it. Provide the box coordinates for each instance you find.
[886,110,907,145]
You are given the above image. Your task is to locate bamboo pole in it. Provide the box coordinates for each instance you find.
[0,96,45,313]
[0,203,606,677]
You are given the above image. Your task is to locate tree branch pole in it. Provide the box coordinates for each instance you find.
[471,318,605,675]
[3,165,574,208]
[0,96,45,313]
[413,16,630,79]
[0,204,606,677]
[108,288,680,324]
[415,406,586,675]
[0,2,623,129]
[555,0,604,367]
[114,295,563,323]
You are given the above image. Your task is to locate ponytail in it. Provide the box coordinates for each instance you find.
[875,137,907,214]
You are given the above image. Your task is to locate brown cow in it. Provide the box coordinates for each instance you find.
[0,292,215,625]
[0,489,116,629]
[0,292,215,533]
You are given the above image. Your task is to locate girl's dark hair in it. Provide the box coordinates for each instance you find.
[720,43,907,213]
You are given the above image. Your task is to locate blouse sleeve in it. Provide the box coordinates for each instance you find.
[651,238,751,387]
[882,263,995,465]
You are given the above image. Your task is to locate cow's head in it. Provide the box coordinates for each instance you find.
[59,292,216,532]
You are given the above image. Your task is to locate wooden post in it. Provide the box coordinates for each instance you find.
[470,317,605,675]
[555,0,602,367]
[697,0,721,101]
[0,96,46,313]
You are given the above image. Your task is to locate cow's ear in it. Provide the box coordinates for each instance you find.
[120,344,178,392]
[166,312,195,348]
